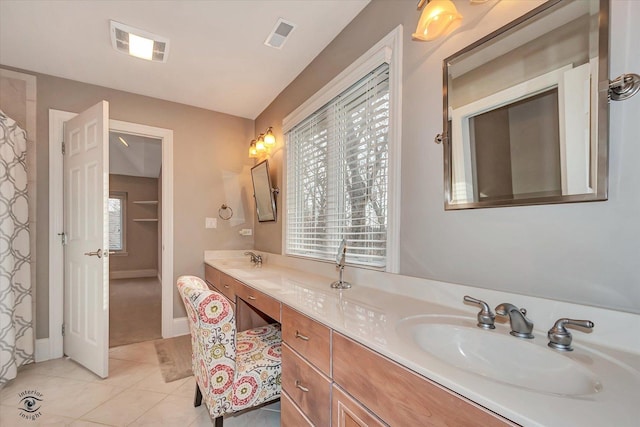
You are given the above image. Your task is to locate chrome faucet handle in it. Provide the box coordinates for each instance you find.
[243,251,262,265]
[547,318,594,351]
[463,296,495,329]
[495,303,534,339]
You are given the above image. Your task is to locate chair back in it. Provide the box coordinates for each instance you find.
[177,275,237,415]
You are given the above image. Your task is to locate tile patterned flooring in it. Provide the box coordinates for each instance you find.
[0,341,280,426]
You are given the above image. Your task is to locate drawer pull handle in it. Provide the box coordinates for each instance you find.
[224,285,230,289]
[248,295,257,300]
[295,331,310,341]
[295,380,309,393]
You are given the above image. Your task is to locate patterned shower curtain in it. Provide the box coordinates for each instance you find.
[0,110,33,386]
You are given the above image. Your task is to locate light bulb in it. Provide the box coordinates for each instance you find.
[264,127,276,146]
[256,134,266,152]
[412,0,463,42]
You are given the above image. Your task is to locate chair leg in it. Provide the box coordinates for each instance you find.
[214,416,223,427]
[194,383,203,407]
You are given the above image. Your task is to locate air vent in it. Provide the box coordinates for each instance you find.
[110,20,170,63]
[264,18,295,49]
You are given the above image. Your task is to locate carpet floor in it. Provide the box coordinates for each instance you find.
[154,334,193,383]
[109,277,162,348]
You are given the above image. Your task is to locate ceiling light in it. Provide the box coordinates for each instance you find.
[128,33,154,60]
[110,20,170,62]
[412,0,463,41]
[118,136,129,147]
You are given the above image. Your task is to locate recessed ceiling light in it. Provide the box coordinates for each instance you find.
[110,20,169,62]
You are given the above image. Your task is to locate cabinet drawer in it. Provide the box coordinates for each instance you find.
[218,273,238,301]
[281,391,313,427]
[204,264,220,288]
[332,384,387,427]
[282,343,331,427]
[235,282,280,321]
[333,333,516,427]
[282,305,331,376]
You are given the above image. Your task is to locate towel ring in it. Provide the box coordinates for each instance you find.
[218,204,233,220]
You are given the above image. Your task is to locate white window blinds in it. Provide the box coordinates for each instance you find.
[286,63,390,268]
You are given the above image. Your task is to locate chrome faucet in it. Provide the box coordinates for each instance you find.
[547,318,594,351]
[463,296,495,329]
[330,239,351,289]
[244,251,262,265]
[495,303,534,339]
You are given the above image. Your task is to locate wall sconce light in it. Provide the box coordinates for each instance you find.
[256,134,266,152]
[412,0,463,41]
[248,127,277,158]
[264,127,276,147]
[248,140,258,158]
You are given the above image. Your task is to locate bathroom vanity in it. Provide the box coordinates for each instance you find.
[202,251,640,426]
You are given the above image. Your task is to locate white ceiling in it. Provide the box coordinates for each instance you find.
[109,131,162,178]
[0,0,370,119]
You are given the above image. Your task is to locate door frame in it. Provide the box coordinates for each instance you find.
[48,109,174,359]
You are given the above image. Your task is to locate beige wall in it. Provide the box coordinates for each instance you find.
[109,174,159,275]
[254,0,640,314]
[0,66,255,338]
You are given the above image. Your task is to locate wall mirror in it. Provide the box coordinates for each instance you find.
[251,160,277,222]
[443,0,609,209]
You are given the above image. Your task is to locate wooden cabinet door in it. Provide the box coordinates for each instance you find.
[332,384,387,427]
[282,305,331,376]
[282,343,331,427]
[281,391,314,427]
[333,333,516,426]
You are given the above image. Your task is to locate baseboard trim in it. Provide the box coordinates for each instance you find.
[35,338,50,362]
[110,269,157,279]
[172,317,189,337]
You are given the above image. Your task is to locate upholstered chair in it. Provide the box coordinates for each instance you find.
[177,275,281,426]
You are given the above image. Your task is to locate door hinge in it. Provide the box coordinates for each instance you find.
[61,323,65,336]
[57,232,67,246]
[62,140,66,155]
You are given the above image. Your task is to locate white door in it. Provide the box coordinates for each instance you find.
[63,101,110,378]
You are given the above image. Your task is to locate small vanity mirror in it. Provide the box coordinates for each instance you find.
[251,160,277,222]
[443,0,609,209]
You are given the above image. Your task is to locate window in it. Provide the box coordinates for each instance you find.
[284,27,402,271]
[108,193,126,252]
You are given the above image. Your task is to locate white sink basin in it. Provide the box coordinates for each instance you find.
[397,315,603,396]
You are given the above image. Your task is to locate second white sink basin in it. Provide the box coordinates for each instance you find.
[397,315,602,396]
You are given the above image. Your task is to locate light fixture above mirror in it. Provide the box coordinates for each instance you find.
[412,0,463,41]
[248,127,277,158]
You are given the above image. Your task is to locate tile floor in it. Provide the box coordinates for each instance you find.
[0,341,280,426]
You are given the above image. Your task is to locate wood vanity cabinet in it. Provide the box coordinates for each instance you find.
[281,305,332,426]
[332,333,516,427]
[204,265,236,312]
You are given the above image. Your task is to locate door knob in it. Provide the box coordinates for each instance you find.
[84,249,103,258]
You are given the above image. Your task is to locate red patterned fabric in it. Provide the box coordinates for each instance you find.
[177,275,281,418]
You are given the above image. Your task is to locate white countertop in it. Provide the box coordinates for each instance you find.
[203,250,640,427]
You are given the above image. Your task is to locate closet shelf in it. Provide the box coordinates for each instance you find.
[133,218,159,222]
[133,200,159,205]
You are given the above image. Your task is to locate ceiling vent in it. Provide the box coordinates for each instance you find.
[264,18,295,49]
[110,20,170,62]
